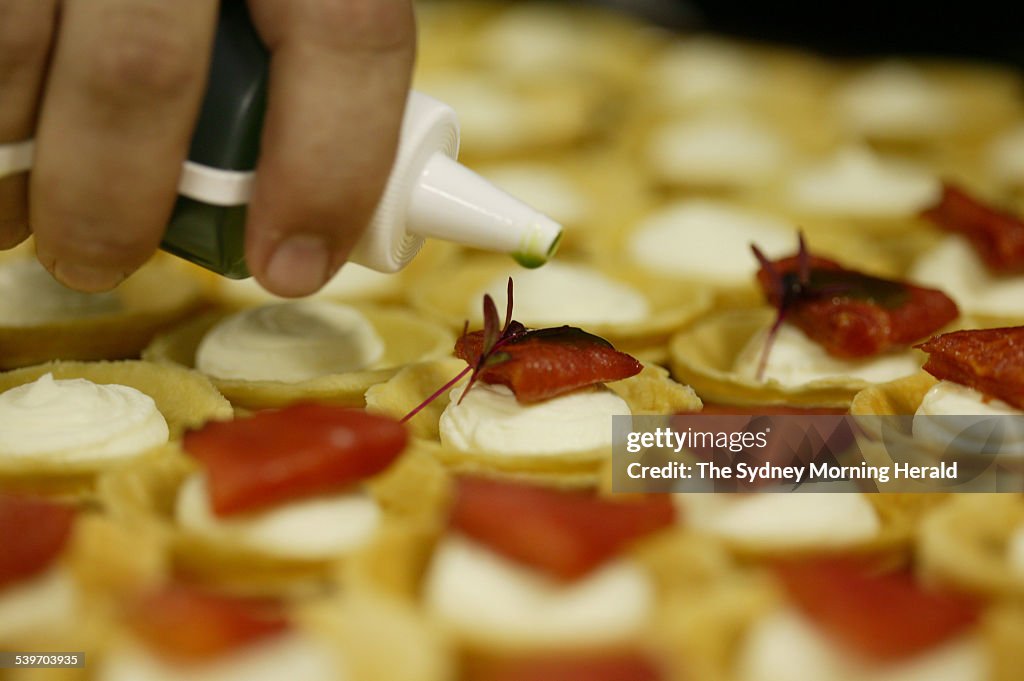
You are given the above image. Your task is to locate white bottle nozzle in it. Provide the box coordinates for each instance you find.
[348,91,564,272]
[408,153,563,267]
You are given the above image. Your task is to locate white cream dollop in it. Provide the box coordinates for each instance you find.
[910,236,1024,318]
[100,633,341,681]
[628,199,794,285]
[0,373,169,464]
[648,38,760,110]
[916,381,1023,418]
[674,493,880,549]
[473,262,650,327]
[440,383,628,456]
[912,381,1024,459]
[737,607,986,681]
[195,301,384,383]
[0,567,76,641]
[835,62,954,141]
[176,474,380,561]
[734,324,921,387]
[788,147,940,218]
[424,535,652,650]
[646,115,787,189]
[0,258,121,326]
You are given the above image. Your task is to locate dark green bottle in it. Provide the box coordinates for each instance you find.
[161,1,268,279]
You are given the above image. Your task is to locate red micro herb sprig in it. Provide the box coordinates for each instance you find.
[750,233,851,380]
[751,232,957,368]
[401,278,525,423]
[401,277,643,421]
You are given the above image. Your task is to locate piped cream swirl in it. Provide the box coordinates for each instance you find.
[175,474,381,560]
[439,383,629,456]
[0,373,168,463]
[788,147,940,218]
[100,633,341,681]
[835,62,954,141]
[195,301,384,382]
[646,115,786,188]
[473,262,650,327]
[674,493,880,550]
[734,324,920,387]
[910,236,1024,319]
[628,200,794,285]
[912,381,1024,459]
[424,535,652,649]
[737,607,985,681]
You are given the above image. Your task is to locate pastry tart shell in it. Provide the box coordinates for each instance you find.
[0,253,208,370]
[300,588,454,681]
[595,224,903,313]
[408,255,712,362]
[669,308,914,408]
[143,304,454,410]
[677,492,938,566]
[0,360,231,496]
[917,494,1024,602]
[97,444,449,599]
[366,359,701,487]
[849,371,936,417]
[848,372,936,476]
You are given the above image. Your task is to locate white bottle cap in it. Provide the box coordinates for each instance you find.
[350,91,563,272]
[0,91,564,274]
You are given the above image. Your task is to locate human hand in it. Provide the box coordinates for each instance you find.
[0,0,415,296]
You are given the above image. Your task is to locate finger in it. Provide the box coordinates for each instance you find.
[246,0,415,297]
[0,0,57,249]
[31,0,218,292]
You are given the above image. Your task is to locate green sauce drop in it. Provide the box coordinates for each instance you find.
[512,230,563,269]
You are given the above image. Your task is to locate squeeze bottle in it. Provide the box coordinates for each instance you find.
[0,2,563,278]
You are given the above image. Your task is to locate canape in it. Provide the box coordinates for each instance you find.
[143,301,453,410]
[670,237,958,407]
[0,360,230,498]
[0,249,207,370]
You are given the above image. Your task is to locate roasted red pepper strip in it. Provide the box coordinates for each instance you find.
[183,404,407,516]
[126,584,288,662]
[917,326,1024,410]
[450,476,674,581]
[921,183,1024,273]
[0,495,75,590]
[756,254,958,358]
[455,326,642,403]
[776,559,978,662]
[467,651,663,681]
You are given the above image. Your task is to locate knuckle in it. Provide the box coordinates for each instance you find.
[33,212,158,273]
[307,0,415,53]
[82,6,202,101]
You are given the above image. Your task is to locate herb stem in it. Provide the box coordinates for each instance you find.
[401,366,472,424]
